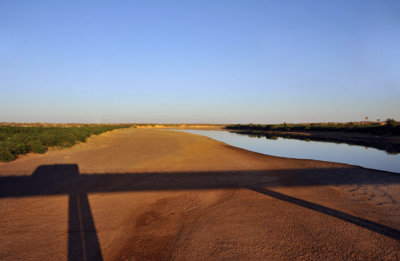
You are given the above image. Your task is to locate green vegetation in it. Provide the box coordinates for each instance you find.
[226,119,400,136]
[0,124,133,162]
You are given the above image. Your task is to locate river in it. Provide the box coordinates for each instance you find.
[176,129,400,173]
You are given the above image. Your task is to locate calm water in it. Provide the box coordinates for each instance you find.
[175,130,400,173]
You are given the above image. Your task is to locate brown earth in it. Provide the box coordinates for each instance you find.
[1,128,400,260]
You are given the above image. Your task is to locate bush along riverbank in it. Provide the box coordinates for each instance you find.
[0,124,133,162]
[226,119,400,136]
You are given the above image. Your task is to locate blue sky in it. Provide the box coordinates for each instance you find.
[1,0,399,123]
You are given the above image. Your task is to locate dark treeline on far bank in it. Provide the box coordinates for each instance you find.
[226,119,400,136]
[0,124,133,162]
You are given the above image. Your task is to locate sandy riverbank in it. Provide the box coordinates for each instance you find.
[135,124,225,131]
[1,128,399,260]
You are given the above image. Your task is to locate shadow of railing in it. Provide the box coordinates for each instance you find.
[1,164,400,260]
[250,186,400,241]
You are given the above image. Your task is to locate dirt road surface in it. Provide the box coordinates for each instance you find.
[1,128,400,260]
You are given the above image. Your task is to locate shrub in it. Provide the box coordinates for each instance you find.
[0,124,132,162]
[10,142,30,155]
[386,118,397,127]
[0,146,15,161]
[29,140,47,153]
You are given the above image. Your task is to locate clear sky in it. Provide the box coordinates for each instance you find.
[1,0,399,123]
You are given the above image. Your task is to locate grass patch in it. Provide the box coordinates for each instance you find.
[0,124,133,162]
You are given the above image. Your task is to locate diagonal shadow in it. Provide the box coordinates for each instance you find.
[250,186,400,240]
[1,164,400,260]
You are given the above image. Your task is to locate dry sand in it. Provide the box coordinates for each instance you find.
[1,128,400,260]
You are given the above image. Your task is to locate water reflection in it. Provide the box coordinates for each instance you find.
[236,131,400,155]
[175,130,400,174]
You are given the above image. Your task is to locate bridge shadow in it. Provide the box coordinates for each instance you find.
[30,165,103,261]
[68,192,102,261]
[1,164,400,260]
